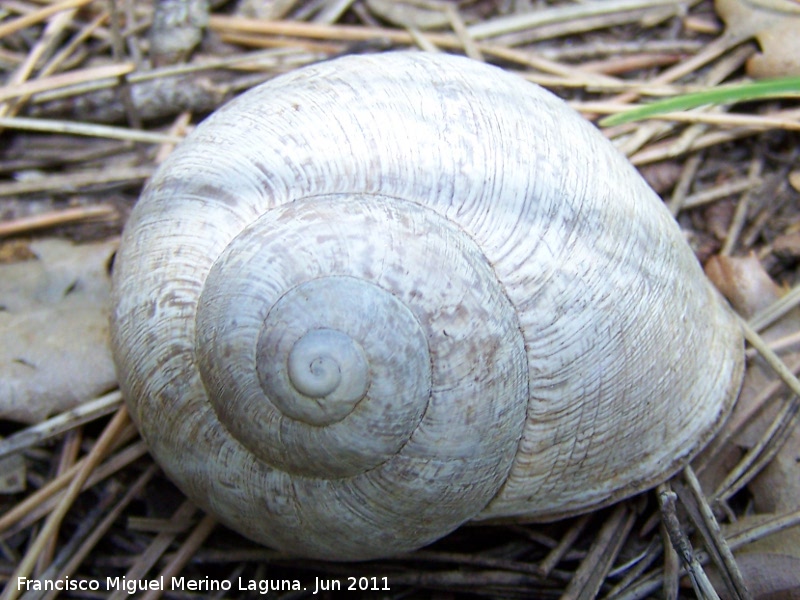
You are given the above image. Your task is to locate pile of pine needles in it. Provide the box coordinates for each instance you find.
[1,1,799,598]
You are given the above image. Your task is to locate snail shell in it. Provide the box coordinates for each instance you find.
[111,52,744,560]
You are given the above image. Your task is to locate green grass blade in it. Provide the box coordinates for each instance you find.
[599,77,800,127]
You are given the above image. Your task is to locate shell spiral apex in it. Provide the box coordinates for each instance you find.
[111,51,745,560]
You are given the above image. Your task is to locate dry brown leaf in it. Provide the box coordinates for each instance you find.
[712,515,800,600]
[638,161,683,194]
[705,199,737,241]
[715,0,800,77]
[703,255,800,599]
[750,427,800,514]
[700,255,799,489]
[790,170,800,193]
[706,253,782,319]
[714,552,800,599]
[0,239,118,424]
[773,232,800,263]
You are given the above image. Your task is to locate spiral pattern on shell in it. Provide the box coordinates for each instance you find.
[111,52,744,560]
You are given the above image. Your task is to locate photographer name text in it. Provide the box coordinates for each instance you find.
[17,575,391,595]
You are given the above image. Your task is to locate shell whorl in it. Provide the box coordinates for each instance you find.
[111,52,744,560]
[191,194,528,487]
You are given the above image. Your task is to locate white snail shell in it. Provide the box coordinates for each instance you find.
[111,52,745,560]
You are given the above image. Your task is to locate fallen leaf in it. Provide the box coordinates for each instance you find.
[773,231,800,264]
[702,255,800,599]
[711,515,800,600]
[0,239,118,423]
[713,552,800,599]
[699,255,800,494]
[715,0,800,77]
[705,199,737,241]
[705,253,782,318]
[638,161,683,194]
[790,170,800,192]
[749,427,800,514]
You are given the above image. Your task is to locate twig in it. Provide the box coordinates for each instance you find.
[657,485,721,600]
[0,391,122,460]
[668,151,704,215]
[0,116,183,143]
[139,514,218,600]
[727,507,800,550]
[712,398,799,502]
[3,406,130,600]
[561,504,635,600]
[679,467,751,600]
[681,175,764,210]
[0,438,144,537]
[740,316,800,399]
[0,0,94,40]
[35,429,82,575]
[721,156,762,255]
[0,205,119,237]
[612,506,800,600]
[749,284,800,332]
[661,522,680,600]
[0,165,155,197]
[445,4,483,62]
[21,485,120,600]
[628,111,800,164]
[36,465,160,600]
[465,0,701,40]
[0,63,136,103]
[0,3,79,122]
[539,514,590,576]
[604,537,663,598]
[107,500,199,600]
